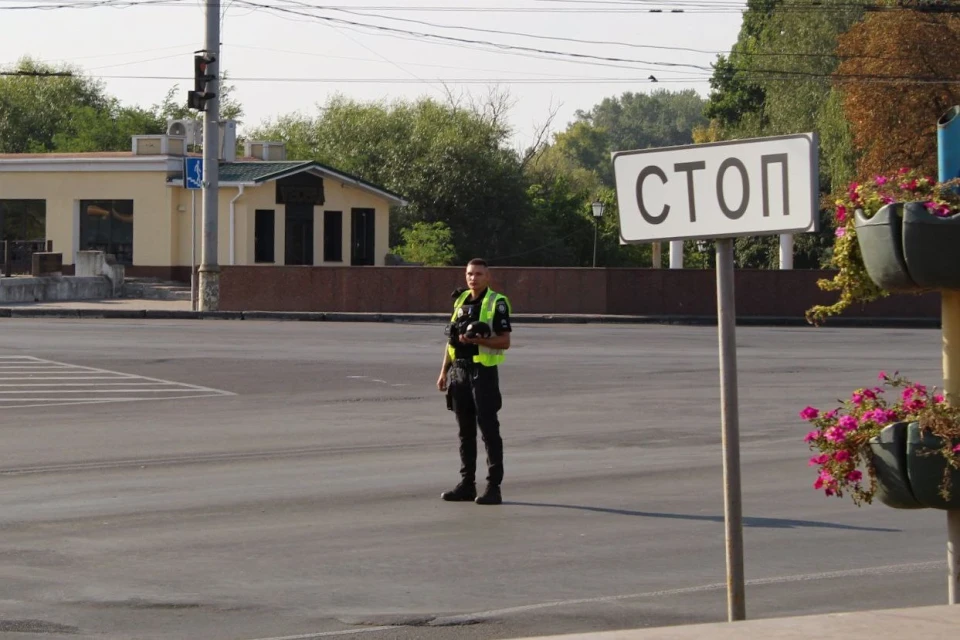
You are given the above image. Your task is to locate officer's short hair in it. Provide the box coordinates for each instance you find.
[467,258,488,268]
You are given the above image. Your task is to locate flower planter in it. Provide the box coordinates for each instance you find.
[868,422,924,509]
[854,204,922,293]
[902,203,960,290]
[906,422,960,510]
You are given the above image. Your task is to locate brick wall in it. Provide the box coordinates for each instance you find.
[218,266,940,319]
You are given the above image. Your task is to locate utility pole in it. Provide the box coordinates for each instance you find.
[198,0,221,311]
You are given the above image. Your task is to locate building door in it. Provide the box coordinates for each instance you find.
[285,204,314,265]
[350,208,375,266]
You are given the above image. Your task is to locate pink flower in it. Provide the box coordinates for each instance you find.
[846,470,863,483]
[825,488,836,496]
[834,450,851,462]
[804,430,821,443]
[839,415,858,431]
[851,392,864,406]
[862,388,877,400]
[809,454,830,466]
[881,196,895,204]
[875,176,888,186]
[878,371,888,381]
[835,227,846,238]
[825,426,846,443]
[800,406,819,420]
[937,204,952,218]
[953,444,960,454]
[899,167,910,175]
[836,205,847,223]
[935,394,945,404]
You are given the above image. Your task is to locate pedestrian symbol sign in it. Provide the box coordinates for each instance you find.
[184,157,203,190]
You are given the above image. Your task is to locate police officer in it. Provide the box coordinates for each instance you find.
[436,258,512,505]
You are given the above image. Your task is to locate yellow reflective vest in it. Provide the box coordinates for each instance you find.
[447,288,511,367]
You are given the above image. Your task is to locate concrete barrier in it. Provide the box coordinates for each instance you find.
[0,276,112,303]
[75,250,124,296]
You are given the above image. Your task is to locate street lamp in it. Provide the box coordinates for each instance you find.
[591,200,605,267]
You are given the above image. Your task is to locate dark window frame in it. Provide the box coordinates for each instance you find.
[254,209,276,263]
[79,199,134,265]
[323,210,343,263]
[0,199,46,242]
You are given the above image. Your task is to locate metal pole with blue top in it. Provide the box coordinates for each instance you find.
[936,105,960,604]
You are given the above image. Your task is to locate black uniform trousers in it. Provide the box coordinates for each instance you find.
[447,359,504,487]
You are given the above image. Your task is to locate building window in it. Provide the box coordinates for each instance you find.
[79,200,133,265]
[324,211,342,262]
[0,199,46,242]
[350,208,375,266]
[255,209,275,263]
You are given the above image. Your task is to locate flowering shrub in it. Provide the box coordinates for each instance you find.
[801,371,960,506]
[805,169,960,325]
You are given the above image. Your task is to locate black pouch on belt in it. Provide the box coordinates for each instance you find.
[445,362,471,412]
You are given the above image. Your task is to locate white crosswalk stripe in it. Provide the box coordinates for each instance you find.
[0,356,234,408]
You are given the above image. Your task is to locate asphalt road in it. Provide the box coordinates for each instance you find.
[0,320,951,640]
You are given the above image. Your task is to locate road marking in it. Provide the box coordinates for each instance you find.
[243,560,942,640]
[0,356,234,408]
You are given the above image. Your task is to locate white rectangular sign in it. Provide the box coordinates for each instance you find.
[613,133,819,243]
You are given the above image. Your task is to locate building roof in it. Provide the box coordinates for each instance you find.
[0,149,407,206]
[167,160,408,206]
[0,151,136,160]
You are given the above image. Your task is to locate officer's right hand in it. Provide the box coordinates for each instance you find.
[437,371,448,392]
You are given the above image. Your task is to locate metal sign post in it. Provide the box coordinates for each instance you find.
[715,236,745,620]
[184,157,203,312]
[612,133,819,622]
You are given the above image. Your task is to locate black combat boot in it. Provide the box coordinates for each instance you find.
[441,481,477,502]
[474,484,502,505]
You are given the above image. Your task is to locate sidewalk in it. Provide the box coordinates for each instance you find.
[510,603,959,639]
[0,298,942,327]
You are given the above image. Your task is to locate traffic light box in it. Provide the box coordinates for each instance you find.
[188,53,216,112]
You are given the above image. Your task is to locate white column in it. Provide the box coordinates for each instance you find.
[669,240,684,269]
[779,234,794,270]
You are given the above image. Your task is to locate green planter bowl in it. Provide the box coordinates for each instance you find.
[905,422,960,510]
[868,422,924,509]
[854,204,922,293]
[902,202,960,290]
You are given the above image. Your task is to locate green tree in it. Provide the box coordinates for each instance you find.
[52,101,165,152]
[552,89,707,186]
[391,221,457,266]
[249,95,532,263]
[0,57,109,153]
[704,0,869,268]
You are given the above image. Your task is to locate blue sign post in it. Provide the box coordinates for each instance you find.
[184,157,204,190]
[183,157,203,310]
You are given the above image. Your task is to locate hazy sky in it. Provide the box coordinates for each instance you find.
[0,0,746,151]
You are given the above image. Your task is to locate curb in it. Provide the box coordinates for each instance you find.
[0,307,941,328]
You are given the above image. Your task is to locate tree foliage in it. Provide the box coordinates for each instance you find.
[391,221,457,266]
[835,9,960,177]
[0,57,110,153]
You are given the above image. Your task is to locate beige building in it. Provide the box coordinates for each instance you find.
[0,129,406,279]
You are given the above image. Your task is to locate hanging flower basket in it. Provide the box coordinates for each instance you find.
[868,422,924,509]
[854,204,921,293]
[801,372,960,508]
[806,170,960,326]
[902,203,960,290]
[906,422,960,510]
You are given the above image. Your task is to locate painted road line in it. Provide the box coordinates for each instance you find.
[0,357,234,408]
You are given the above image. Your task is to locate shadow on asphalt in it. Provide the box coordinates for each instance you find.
[502,501,900,532]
